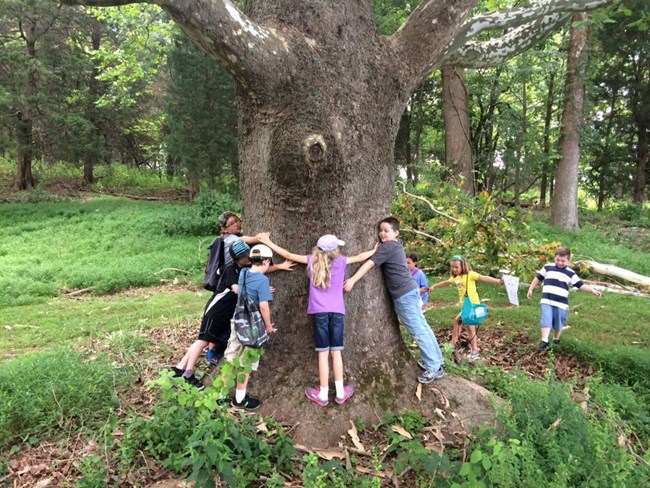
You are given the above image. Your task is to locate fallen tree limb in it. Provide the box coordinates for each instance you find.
[576,260,650,288]
[397,181,459,223]
[402,227,445,246]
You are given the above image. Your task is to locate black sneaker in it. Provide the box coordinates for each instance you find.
[170,366,184,377]
[537,341,550,353]
[183,374,205,391]
[231,395,261,411]
[553,339,561,346]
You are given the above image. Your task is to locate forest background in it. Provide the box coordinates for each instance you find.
[1,0,649,487]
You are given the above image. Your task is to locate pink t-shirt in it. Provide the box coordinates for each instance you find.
[306,255,347,315]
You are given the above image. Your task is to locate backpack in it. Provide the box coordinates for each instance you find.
[231,269,269,349]
[203,236,225,291]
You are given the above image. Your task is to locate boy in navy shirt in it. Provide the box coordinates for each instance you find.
[527,246,601,352]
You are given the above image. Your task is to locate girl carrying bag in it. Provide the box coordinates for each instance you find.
[231,269,269,348]
[460,274,488,325]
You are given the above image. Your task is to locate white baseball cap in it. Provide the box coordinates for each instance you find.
[250,244,273,260]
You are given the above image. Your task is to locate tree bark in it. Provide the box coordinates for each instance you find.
[551,12,589,230]
[442,65,474,193]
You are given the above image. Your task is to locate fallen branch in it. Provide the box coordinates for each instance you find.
[576,260,650,288]
[153,268,190,276]
[64,287,94,297]
[397,181,459,223]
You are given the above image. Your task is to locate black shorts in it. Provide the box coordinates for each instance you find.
[198,290,236,346]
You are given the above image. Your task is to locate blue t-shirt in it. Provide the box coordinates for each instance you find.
[411,268,429,305]
[238,268,273,305]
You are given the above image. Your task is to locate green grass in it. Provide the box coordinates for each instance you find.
[0,288,206,359]
[529,210,650,276]
[0,196,213,308]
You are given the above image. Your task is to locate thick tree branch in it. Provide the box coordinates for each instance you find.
[58,0,294,89]
[389,0,478,87]
[441,0,612,68]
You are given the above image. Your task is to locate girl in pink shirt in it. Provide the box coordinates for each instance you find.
[260,234,376,407]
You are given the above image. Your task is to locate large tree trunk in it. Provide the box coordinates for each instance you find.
[551,13,589,230]
[442,65,474,193]
[234,4,418,446]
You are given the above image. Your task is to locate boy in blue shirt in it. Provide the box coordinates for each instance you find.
[407,252,429,310]
[224,244,277,410]
[344,217,445,383]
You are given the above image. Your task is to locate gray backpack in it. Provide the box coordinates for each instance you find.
[231,269,269,348]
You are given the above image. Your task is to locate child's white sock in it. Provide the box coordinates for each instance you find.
[335,380,344,399]
[235,388,247,403]
[182,369,193,378]
[318,387,329,402]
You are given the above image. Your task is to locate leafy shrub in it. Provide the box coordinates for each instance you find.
[614,201,646,223]
[158,190,241,237]
[393,182,558,278]
[0,348,123,449]
[120,368,295,487]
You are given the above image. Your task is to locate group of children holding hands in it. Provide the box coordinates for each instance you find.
[172,211,601,410]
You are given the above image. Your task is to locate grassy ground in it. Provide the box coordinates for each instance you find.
[1,194,648,486]
[0,196,209,308]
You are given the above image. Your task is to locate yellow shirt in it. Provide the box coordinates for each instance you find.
[448,271,480,305]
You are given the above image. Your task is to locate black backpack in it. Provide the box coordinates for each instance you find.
[203,237,225,291]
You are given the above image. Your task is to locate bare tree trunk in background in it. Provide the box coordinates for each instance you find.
[14,21,38,191]
[514,81,527,207]
[551,13,589,230]
[540,72,555,207]
[83,23,103,185]
[632,127,648,203]
[442,65,474,194]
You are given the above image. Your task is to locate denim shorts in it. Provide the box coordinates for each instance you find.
[540,303,568,332]
[312,313,345,352]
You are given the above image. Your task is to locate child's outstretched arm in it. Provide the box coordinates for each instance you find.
[269,260,297,273]
[478,275,504,286]
[343,260,376,292]
[578,283,602,298]
[241,232,271,245]
[527,277,541,299]
[428,280,451,293]
[347,243,379,264]
[258,235,308,265]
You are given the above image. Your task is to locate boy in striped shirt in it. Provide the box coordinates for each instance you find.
[527,246,601,352]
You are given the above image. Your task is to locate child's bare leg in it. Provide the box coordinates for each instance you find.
[468,326,478,352]
[331,351,343,382]
[319,351,331,387]
[451,316,462,345]
[540,327,551,342]
[177,339,208,372]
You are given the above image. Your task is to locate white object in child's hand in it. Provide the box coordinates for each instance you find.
[503,274,520,306]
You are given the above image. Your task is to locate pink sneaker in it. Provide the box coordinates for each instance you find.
[304,386,328,407]
[335,385,355,405]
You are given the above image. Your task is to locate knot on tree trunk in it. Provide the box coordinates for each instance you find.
[303,134,326,162]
